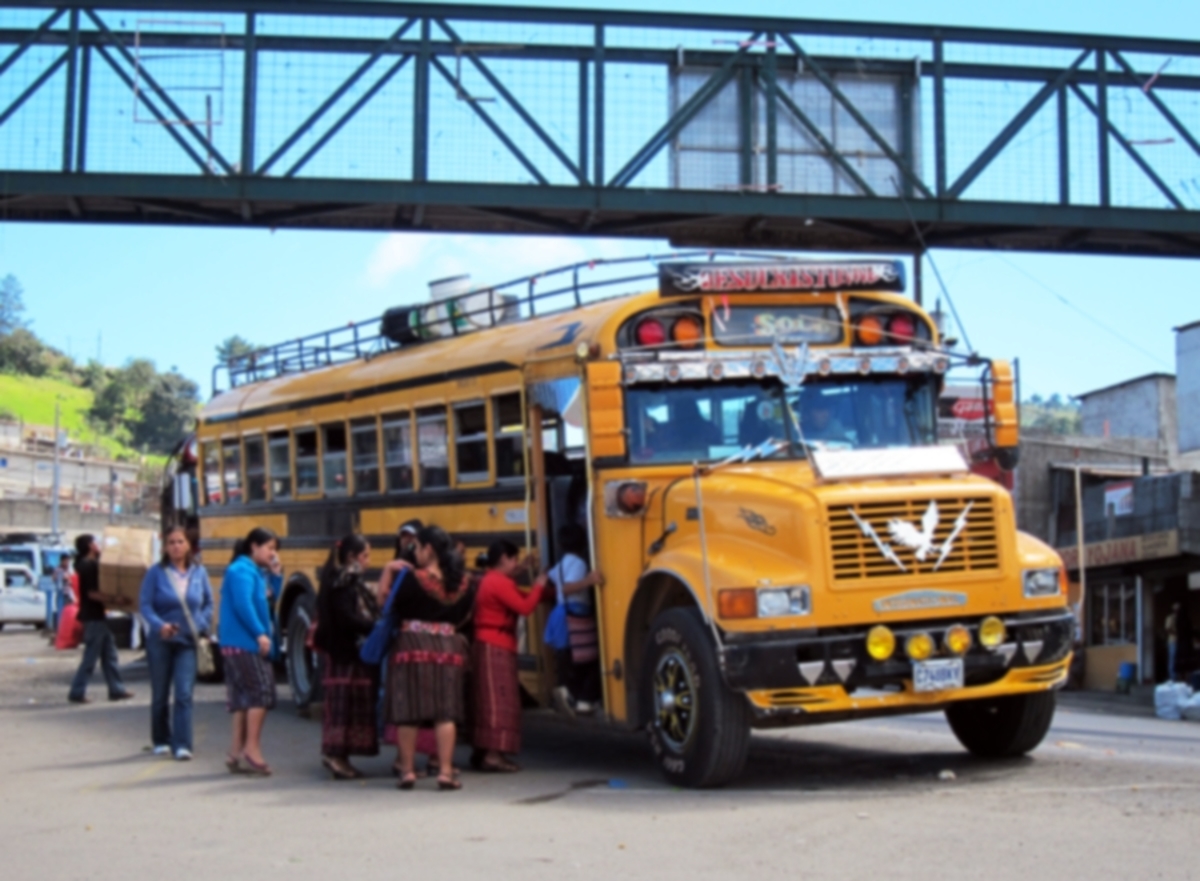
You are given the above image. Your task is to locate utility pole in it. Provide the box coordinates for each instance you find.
[51,401,61,542]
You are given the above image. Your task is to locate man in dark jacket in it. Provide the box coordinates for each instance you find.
[68,534,134,704]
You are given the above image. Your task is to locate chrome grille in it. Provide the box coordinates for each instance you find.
[828,497,999,582]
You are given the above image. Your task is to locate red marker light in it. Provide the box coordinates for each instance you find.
[635,318,667,347]
[888,313,917,343]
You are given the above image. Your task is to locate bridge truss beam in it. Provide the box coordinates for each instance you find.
[0,1,1197,256]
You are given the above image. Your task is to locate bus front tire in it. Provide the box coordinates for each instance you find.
[285,592,321,711]
[945,690,1056,758]
[642,607,751,788]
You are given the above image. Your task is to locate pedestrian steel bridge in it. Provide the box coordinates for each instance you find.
[1,1,1199,256]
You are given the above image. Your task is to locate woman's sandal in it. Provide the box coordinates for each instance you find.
[397,773,418,790]
[437,774,463,791]
[242,755,272,777]
[480,757,521,773]
[225,754,243,775]
[322,756,359,781]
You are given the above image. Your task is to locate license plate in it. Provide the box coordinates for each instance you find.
[913,658,964,693]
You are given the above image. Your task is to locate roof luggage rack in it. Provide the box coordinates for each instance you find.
[210,249,797,395]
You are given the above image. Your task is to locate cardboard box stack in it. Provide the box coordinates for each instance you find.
[99,527,160,606]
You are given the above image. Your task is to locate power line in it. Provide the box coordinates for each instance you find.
[993,254,1172,370]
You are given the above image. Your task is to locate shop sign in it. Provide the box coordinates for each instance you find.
[1059,529,1178,570]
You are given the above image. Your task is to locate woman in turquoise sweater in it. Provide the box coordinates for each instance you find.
[217,527,282,776]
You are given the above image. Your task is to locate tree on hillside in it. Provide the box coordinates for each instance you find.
[216,335,257,365]
[79,359,107,390]
[0,328,47,376]
[131,371,199,453]
[0,274,27,336]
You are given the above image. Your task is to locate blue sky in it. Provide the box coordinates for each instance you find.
[2,0,1197,401]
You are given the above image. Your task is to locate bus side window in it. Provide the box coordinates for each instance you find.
[295,428,319,495]
[323,423,348,494]
[382,413,413,492]
[221,439,243,504]
[244,434,267,502]
[201,441,222,505]
[268,431,291,499]
[351,417,380,494]
[417,407,450,490]
[494,393,524,482]
[454,401,489,484]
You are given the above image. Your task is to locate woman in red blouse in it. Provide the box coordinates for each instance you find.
[472,540,546,772]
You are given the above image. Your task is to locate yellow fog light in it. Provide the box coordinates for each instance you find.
[905,632,935,662]
[979,616,1007,650]
[866,625,896,661]
[944,624,972,656]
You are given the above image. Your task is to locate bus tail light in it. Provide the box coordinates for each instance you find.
[635,318,667,347]
[718,589,757,619]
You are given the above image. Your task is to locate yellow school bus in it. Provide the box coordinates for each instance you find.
[179,253,1071,787]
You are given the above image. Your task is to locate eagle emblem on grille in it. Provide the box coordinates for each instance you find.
[847,501,974,572]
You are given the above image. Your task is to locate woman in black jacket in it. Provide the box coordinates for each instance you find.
[314,534,380,779]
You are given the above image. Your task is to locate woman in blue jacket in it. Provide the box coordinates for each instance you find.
[139,526,214,761]
[217,527,282,776]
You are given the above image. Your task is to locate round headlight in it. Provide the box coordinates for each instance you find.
[944,624,972,656]
[905,632,935,662]
[866,625,896,661]
[979,616,1007,650]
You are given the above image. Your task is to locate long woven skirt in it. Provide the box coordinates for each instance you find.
[221,647,276,713]
[472,642,522,754]
[321,655,379,758]
[386,624,467,727]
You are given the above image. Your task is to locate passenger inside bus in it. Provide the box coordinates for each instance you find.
[626,377,938,464]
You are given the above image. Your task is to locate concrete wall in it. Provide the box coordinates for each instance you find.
[0,448,141,500]
[0,499,157,536]
[1080,375,1176,455]
[1016,433,1167,544]
[1177,324,1200,454]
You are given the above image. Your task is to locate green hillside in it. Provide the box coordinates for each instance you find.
[0,373,141,460]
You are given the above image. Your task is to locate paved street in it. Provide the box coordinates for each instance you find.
[2,627,1199,880]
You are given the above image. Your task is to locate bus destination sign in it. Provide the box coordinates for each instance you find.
[659,260,905,296]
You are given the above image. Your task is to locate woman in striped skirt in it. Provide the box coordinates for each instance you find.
[386,525,477,791]
[314,533,381,779]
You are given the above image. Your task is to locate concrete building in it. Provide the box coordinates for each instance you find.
[1022,322,1200,692]
[1077,373,1177,460]
[1175,321,1200,464]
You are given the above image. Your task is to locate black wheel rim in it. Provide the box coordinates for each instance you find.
[654,649,696,752]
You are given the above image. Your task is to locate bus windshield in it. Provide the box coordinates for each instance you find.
[625,376,938,465]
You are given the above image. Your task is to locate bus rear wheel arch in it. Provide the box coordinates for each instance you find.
[282,583,321,711]
[641,607,751,788]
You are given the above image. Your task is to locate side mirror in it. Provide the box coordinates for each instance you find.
[585,361,626,460]
[986,359,1020,469]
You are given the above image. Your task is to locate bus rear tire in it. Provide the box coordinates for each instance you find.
[945,690,1056,758]
[642,607,751,788]
[286,592,321,712]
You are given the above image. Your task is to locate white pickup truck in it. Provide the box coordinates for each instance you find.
[0,564,45,629]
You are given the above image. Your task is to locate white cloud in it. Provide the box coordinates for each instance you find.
[363,231,664,299]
